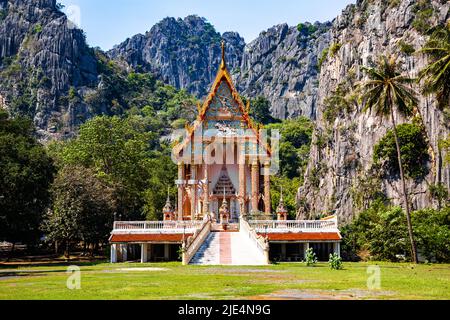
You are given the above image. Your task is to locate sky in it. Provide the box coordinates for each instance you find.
[59,0,356,51]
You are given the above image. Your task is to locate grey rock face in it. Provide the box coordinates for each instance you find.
[109,16,332,120]
[108,15,246,98]
[299,0,450,224]
[234,22,331,119]
[0,0,98,139]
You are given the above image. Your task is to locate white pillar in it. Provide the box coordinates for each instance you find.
[164,244,170,261]
[141,243,148,263]
[334,242,341,257]
[110,244,117,263]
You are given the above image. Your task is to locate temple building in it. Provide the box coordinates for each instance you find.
[109,42,342,265]
[171,41,273,223]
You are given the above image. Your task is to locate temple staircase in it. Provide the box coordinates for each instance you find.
[189,231,267,266]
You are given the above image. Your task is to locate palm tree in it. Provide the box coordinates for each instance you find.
[358,55,419,263]
[419,22,450,109]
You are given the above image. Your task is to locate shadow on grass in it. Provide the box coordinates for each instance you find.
[0,256,108,270]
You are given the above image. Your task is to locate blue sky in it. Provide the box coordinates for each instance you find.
[59,0,356,50]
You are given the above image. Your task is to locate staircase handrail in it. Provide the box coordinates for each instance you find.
[239,217,269,264]
[182,217,212,265]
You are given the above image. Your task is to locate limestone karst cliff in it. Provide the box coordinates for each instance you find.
[298,0,450,224]
[0,0,99,139]
[108,16,246,99]
[234,22,331,120]
[109,16,332,120]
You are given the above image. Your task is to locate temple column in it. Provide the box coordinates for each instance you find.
[239,160,247,216]
[264,162,271,215]
[177,163,185,221]
[110,244,117,263]
[191,165,198,220]
[141,243,148,263]
[251,161,259,213]
[203,165,210,217]
[334,242,341,257]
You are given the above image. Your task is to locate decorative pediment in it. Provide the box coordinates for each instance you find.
[173,41,272,161]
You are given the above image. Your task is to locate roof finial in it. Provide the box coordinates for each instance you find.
[220,40,226,70]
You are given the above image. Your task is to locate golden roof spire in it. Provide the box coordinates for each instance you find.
[220,40,226,70]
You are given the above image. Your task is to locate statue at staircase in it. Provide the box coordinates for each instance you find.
[219,188,230,229]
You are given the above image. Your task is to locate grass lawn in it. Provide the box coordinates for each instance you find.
[0,261,449,300]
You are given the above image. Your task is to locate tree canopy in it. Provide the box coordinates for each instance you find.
[0,109,55,244]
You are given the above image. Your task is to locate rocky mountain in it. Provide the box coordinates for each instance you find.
[108,16,246,98]
[234,22,331,119]
[298,0,450,224]
[109,16,332,120]
[0,0,99,139]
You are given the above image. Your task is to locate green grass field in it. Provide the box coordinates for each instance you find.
[0,262,449,300]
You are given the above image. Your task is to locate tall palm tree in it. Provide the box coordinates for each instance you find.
[358,55,419,263]
[419,22,450,109]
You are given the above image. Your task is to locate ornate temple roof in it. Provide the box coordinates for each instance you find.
[173,41,272,161]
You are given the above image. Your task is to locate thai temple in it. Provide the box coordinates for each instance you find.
[109,42,342,265]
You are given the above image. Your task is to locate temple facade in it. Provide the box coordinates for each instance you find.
[171,41,273,223]
[109,43,342,265]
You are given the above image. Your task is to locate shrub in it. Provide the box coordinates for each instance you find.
[304,248,318,266]
[373,123,430,180]
[318,47,329,70]
[0,9,6,22]
[429,183,449,209]
[398,40,415,56]
[297,23,318,35]
[341,201,450,263]
[412,0,435,34]
[329,253,343,270]
[33,24,43,34]
[329,43,342,57]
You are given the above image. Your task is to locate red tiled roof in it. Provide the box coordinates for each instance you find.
[259,233,342,242]
[110,233,193,243]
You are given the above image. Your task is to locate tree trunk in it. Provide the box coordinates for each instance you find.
[65,241,70,262]
[390,106,419,264]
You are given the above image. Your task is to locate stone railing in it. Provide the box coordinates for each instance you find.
[240,218,270,265]
[112,221,204,234]
[182,218,212,265]
[249,218,338,234]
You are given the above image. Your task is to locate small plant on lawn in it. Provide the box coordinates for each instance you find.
[177,246,185,261]
[304,248,318,267]
[329,253,343,270]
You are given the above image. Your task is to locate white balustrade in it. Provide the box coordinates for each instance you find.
[249,218,338,233]
[240,218,269,264]
[112,221,204,234]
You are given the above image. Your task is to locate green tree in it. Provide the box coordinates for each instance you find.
[412,208,450,262]
[342,202,450,263]
[279,142,300,179]
[419,23,450,109]
[359,55,419,263]
[60,116,155,219]
[43,166,116,258]
[248,96,278,125]
[0,109,55,246]
[373,123,430,180]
